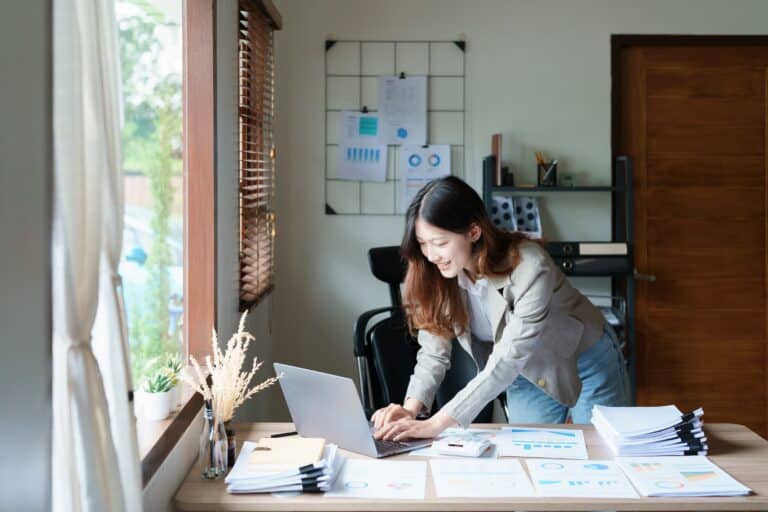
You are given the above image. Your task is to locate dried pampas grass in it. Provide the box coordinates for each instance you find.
[180,311,281,421]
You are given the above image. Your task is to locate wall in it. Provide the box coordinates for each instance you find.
[268,0,768,419]
[0,1,52,510]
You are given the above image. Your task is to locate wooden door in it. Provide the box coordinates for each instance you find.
[619,42,768,436]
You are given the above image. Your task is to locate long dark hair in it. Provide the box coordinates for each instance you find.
[401,176,532,339]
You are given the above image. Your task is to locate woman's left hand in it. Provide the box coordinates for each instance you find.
[374,411,457,442]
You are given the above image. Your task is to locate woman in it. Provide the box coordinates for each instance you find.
[372,176,629,442]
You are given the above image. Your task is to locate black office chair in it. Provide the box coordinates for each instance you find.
[353,246,497,422]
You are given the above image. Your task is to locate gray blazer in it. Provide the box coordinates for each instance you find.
[404,241,605,428]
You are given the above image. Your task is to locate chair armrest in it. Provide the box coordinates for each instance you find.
[353,306,401,356]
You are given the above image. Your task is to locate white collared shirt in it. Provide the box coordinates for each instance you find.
[457,270,494,342]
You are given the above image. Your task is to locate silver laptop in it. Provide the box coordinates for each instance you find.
[274,363,432,458]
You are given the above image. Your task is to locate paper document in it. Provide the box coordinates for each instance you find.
[526,459,639,498]
[430,459,536,498]
[337,111,387,182]
[378,76,427,145]
[324,459,427,500]
[399,145,450,213]
[498,427,588,459]
[247,436,325,467]
[617,456,751,497]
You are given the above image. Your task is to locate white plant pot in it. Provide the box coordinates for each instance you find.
[169,384,182,410]
[143,390,172,420]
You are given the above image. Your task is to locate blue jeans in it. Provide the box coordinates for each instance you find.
[505,326,630,424]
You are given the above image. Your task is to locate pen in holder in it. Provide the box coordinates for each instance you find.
[537,160,558,187]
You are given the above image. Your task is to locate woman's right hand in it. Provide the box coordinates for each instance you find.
[371,403,415,431]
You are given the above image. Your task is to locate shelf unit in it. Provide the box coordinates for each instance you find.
[482,156,637,402]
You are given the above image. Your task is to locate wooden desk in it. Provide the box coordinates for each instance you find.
[175,422,768,511]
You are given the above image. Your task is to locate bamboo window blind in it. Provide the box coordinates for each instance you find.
[238,0,278,308]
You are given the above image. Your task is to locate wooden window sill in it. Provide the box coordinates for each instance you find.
[137,388,203,487]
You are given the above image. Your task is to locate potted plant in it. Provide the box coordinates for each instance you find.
[142,368,174,420]
[165,353,183,410]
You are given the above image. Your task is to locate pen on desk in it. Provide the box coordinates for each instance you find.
[270,430,298,438]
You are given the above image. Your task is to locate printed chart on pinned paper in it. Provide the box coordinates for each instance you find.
[430,459,536,498]
[378,75,427,145]
[324,459,427,500]
[399,145,450,213]
[526,459,639,498]
[498,427,589,459]
[337,111,387,182]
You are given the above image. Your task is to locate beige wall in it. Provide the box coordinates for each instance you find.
[0,1,52,510]
[266,0,768,420]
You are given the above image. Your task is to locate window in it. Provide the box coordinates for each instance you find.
[238,0,278,309]
[117,0,184,388]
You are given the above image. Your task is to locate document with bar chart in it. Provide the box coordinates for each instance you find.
[526,459,639,498]
[616,456,751,497]
[498,427,589,459]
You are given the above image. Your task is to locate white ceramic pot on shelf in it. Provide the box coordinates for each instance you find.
[168,385,182,411]
[143,390,172,420]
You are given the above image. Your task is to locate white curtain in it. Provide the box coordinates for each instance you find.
[90,0,144,506]
[52,0,140,510]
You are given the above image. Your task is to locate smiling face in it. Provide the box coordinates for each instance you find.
[415,217,480,279]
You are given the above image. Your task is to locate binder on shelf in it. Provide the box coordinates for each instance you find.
[547,242,628,257]
[552,256,632,276]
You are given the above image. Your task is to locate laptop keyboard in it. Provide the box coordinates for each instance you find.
[374,438,412,455]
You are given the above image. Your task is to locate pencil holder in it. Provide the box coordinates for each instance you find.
[537,161,558,187]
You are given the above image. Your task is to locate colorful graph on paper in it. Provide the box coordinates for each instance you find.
[497,427,589,459]
[526,459,639,498]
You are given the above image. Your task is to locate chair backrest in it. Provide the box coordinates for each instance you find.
[368,246,407,309]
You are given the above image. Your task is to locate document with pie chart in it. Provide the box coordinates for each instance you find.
[324,459,427,500]
[398,145,450,213]
[526,459,639,498]
[616,456,751,497]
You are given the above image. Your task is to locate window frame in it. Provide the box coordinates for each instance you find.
[137,0,281,487]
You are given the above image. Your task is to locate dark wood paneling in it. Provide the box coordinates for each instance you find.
[647,67,765,99]
[643,46,768,67]
[647,218,764,251]
[647,156,764,187]
[647,278,764,310]
[646,187,764,219]
[647,123,764,155]
[645,310,767,340]
[648,249,765,281]
[647,97,764,126]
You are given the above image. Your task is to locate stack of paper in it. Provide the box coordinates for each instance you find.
[617,456,751,497]
[592,405,707,456]
[225,437,343,494]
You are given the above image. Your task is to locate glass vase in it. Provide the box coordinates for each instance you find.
[224,420,236,469]
[199,400,228,479]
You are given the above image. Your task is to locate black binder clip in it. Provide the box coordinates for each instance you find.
[361,106,369,113]
[399,71,406,79]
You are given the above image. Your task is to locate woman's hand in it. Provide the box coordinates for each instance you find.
[370,403,415,431]
[374,411,458,442]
